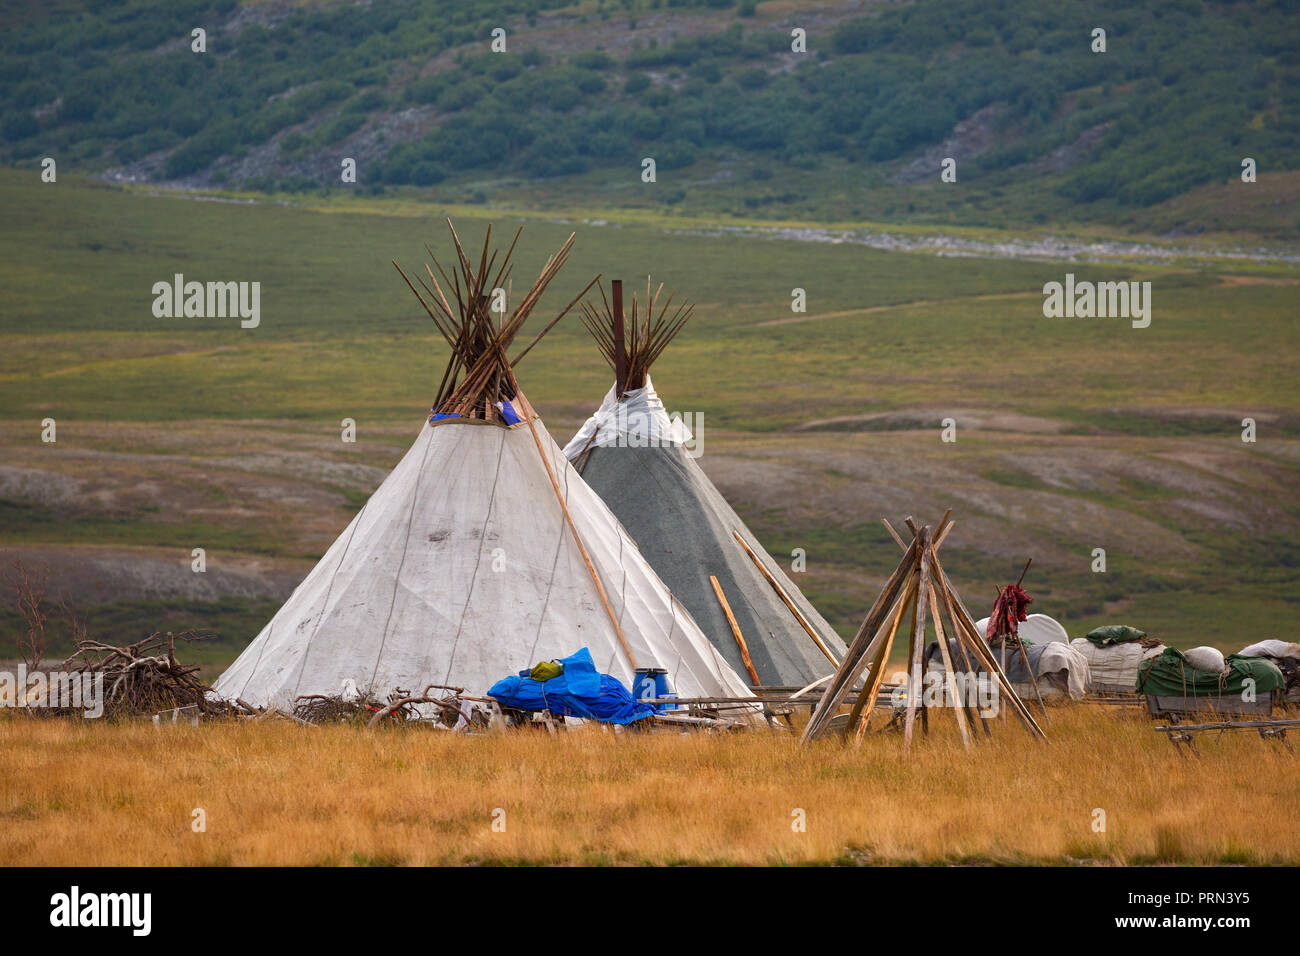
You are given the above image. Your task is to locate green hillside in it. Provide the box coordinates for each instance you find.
[3,0,1298,236]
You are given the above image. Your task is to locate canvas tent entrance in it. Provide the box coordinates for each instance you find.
[214,225,759,719]
[562,279,846,687]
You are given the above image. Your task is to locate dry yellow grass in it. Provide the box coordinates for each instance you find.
[1,707,1296,866]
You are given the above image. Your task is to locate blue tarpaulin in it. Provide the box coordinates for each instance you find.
[487,648,655,725]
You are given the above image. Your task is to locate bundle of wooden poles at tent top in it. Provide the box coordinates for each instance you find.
[578,277,694,399]
[392,219,598,420]
[801,510,1048,750]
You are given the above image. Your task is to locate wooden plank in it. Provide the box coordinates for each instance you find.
[1153,717,1298,733]
[1147,694,1274,717]
[732,530,841,667]
[711,575,760,685]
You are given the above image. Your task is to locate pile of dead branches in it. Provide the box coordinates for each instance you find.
[63,630,232,719]
[293,683,474,729]
[292,691,381,725]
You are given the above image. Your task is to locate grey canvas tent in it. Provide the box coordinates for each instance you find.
[562,279,846,687]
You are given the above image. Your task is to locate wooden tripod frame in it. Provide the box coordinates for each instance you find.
[801,511,1048,750]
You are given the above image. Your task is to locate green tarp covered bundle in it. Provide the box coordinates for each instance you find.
[1136,647,1284,698]
[1084,624,1148,647]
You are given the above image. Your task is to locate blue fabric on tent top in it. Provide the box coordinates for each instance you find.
[487,648,654,725]
[498,401,522,425]
[429,412,459,423]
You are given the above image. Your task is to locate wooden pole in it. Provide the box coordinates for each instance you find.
[849,570,916,745]
[902,526,932,751]
[931,565,992,739]
[711,575,760,685]
[1016,636,1051,721]
[932,555,1046,739]
[1007,558,1049,720]
[612,279,627,397]
[524,416,638,671]
[1016,558,1032,588]
[801,537,917,743]
[732,531,840,668]
[926,560,972,751]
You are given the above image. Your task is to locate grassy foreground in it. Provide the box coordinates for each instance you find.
[2,707,1296,866]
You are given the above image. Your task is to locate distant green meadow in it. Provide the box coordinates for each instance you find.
[3,171,1296,426]
[1,170,1297,663]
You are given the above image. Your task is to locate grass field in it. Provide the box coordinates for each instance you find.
[1,706,1295,866]
[1,169,1298,669]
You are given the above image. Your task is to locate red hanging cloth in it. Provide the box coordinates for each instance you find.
[986,584,1032,640]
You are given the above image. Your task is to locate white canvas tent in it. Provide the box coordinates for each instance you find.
[214,415,757,710]
[214,226,758,717]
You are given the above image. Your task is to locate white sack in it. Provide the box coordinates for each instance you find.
[1183,645,1226,673]
[1238,639,1300,660]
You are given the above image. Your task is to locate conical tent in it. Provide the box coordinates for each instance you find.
[214,228,758,714]
[562,279,846,687]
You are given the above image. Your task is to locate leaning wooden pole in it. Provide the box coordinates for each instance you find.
[733,531,841,668]
[1013,624,1050,721]
[926,558,972,751]
[801,537,918,743]
[524,415,638,671]
[932,564,992,739]
[902,526,933,751]
[848,569,917,745]
[711,575,760,685]
[933,556,1045,739]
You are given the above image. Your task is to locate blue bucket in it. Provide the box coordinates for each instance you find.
[632,667,676,711]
